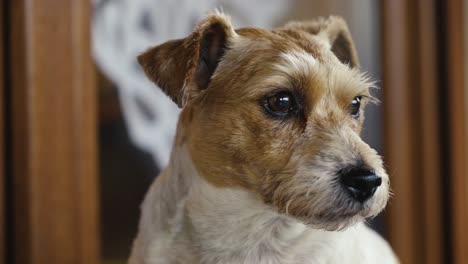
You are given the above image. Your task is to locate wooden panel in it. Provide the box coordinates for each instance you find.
[381,0,443,263]
[445,0,468,263]
[381,1,421,263]
[416,1,443,263]
[0,1,4,263]
[9,1,100,264]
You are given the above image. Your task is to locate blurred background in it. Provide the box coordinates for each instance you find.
[1,0,467,264]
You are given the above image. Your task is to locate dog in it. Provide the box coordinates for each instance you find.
[129,11,399,264]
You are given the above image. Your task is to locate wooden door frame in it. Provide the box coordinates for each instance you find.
[381,0,467,263]
[0,1,4,263]
[7,1,100,263]
[445,0,468,263]
[381,0,440,263]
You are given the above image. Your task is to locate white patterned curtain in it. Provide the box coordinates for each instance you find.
[92,0,290,167]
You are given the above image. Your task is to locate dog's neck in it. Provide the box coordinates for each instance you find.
[153,144,346,263]
[133,144,392,264]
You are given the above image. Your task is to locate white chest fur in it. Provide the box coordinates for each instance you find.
[129,147,398,264]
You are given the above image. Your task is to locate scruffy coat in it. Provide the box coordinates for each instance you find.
[129,12,399,264]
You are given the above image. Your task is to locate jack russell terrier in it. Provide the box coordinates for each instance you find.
[129,12,399,264]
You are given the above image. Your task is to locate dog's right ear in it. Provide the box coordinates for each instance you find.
[138,13,237,108]
[281,16,359,68]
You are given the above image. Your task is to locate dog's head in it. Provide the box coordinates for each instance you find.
[138,12,390,231]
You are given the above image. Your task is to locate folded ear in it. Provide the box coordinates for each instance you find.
[138,13,237,107]
[281,16,359,68]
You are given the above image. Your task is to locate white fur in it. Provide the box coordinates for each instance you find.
[277,50,318,76]
[129,146,398,264]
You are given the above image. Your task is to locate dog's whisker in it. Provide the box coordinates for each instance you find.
[131,12,397,264]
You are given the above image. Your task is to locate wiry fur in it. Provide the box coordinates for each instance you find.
[130,12,399,264]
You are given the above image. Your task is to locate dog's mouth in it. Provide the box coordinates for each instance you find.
[266,171,388,230]
[299,211,363,231]
[308,197,384,230]
[294,198,378,230]
[316,206,365,220]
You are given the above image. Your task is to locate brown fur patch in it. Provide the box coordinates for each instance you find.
[280,16,360,68]
[138,12,237,107]
[140,13,387,226]
[183,29,373,191]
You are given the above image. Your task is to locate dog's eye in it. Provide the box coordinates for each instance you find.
[350,96,361,118]
[263,91,299,118]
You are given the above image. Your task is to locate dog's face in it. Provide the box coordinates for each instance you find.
[139,13,390,231]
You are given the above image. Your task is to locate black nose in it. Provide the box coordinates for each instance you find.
[340,166,382,203]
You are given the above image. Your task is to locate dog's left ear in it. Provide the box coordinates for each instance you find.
[138,12,236,108]
[281,16,359,68]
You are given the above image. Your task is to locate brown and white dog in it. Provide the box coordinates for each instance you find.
[129,12,399,264]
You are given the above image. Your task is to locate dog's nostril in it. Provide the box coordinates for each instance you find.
[340,167,382,203]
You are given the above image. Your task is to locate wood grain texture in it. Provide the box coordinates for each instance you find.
[381,1,420,263]
[381,0,443,263]
[416,1,443,263]
[0,1,4,263]
[9,1,100,263]
[445,0,468,263]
